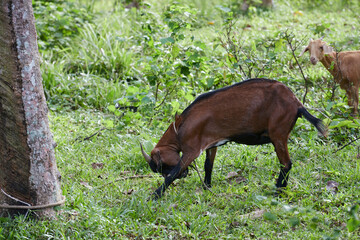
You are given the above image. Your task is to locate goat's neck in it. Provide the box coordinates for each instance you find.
[157,126,181,151]
[320,52,340,78]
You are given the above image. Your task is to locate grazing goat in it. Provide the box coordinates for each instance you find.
[299,39,360,115]
[141,78,326,199]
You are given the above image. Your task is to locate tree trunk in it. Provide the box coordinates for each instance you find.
[0,0,62,218]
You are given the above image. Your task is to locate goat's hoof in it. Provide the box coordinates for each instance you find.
[203,184,212,190]
[177,168,189,179]
[147,192,161,201]
[274,187,285,197]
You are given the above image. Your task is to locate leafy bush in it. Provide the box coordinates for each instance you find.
[33,0,93,51]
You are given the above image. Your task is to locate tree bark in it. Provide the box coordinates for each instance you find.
[0,0,62,218]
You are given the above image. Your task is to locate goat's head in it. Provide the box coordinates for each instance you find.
[140,117,188,179]
[141,145,188,178]
[299,38,333,65]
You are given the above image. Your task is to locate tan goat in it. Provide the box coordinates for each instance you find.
[299,39,360,115]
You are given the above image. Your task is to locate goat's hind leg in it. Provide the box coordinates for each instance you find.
[272,140,292,192]
[345,87,358,116]
[351,86,359,116]
[203,147,217,189]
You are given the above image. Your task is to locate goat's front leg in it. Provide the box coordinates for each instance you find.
[151,153,198,200]
[151,163,182,200]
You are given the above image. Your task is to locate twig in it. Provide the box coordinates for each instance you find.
[283,30,309,104]
[219,19,247,78]
[95,174,158,189]
[334,136,360,153]
[192,161,216,195]
[154,81,160,103]
[0,188,65,210]
[74,127,108,142]
[154,81,179,110]
[192,161,247,199]
[307,107,330,119]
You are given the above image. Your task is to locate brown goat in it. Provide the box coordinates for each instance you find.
[141,79,326,199]
[299,39,360,115]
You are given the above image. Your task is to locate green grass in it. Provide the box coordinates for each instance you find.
[2,0,360,239]
[2,110,359,239]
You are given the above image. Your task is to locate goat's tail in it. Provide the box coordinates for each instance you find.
[298,107,327,137]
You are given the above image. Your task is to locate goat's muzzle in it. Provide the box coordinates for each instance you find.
[140,143,151,163]
[163,167,188,179]
[179,168,188,179]
[310,57,318,65]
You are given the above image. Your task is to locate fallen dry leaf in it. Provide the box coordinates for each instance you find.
[124,189,134,195]
[226,172,247,185]
[326,180,339,194]
[225,171,238,180]
[195,187,203,194]
[80,181,92,189]
[91,162,104,169]
[169,203,178,210]
[184,221,191,229]
[230,221,240,228]
[235,176,247,184]
[238,209,265,220]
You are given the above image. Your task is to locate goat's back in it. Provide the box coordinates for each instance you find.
[178,79,302,139]
[337,51,360,83]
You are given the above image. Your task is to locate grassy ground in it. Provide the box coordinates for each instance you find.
[2,0,360,239]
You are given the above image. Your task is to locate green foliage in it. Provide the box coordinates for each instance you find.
[33,0,93,51]
[347,204,360,232]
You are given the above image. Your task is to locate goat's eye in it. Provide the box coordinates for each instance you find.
[319,46,323,51]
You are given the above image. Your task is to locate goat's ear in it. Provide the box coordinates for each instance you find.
[323,44,333,54]
[298,46,309,57]
[172,122,178,135]
[153,148,161,160]
[156,149,161,162]
[174,112,180,121]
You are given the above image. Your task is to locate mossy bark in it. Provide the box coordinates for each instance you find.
[0,0,62,218]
